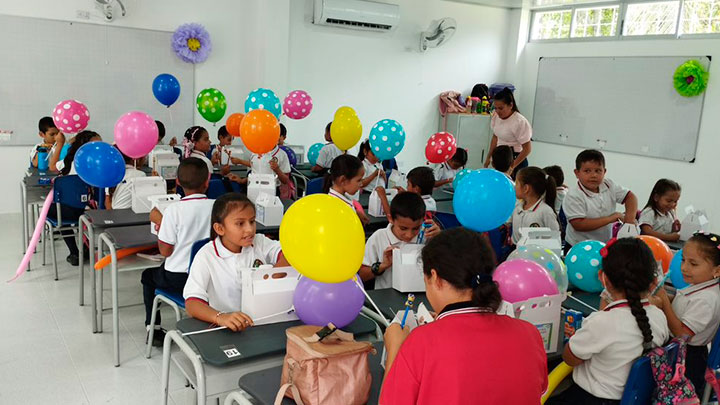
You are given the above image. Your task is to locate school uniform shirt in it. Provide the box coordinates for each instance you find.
[671,278,720,346]
[250,146,291,186]
[556,186,568,214]
[569,299,669,400]
[190,150,214,174]
[362,158,384,193]
[422,195,437,212]
[563,178,630,245]
[316,143,343,168]
[380,302,548,405]
[511,199,559,244]
[55,159,77,175]
[108,165,145,209]
[490,111,533,153]
[328,188,358,213]
[362,223,423,289]
[213,145,232,166]
[157,194,215,273]
[183,235,283,313]
[639,207,676,234]
[433,162,458,182]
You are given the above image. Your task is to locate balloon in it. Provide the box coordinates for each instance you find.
[279,145,297,167]
[369,119,405,161]
[114,111,159,158]
[293,277,365,328]
[453,169,515,232]
[425,132,457,164]
[239,109,280,155]
[152,73,180,107]
[196,88,227,123]
[9,191,53,282]
[334,106,357,119]
[669,249,689,289]
[452,168,472,189]
[493,259,559,303]
[74,142,126,188]
[280,194,365,283]
[508,245,568,295]
[307,143,324,166]
[225,113,245,137]
[331,110,362,151]
[245,88,282,119]
[52,99,89,135]
[283,90,313,120]
[566,241,606,293]
[638,235,673,273]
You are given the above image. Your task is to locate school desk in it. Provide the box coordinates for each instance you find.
[97,225,158,366]
[667,240,684,251]
[363,288,432,325]
[160,316,379,405]
[562,290,600,317]
[358,188,453,209]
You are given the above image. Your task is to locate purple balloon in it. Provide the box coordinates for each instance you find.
[493,259,559,303]
[280,145,297,167]
[293,277,365,328]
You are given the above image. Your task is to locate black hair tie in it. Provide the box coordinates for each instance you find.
[471,274,493,288]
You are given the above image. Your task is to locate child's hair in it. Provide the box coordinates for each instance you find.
[210,192,255,239]
[406,166,435,196]
[114,145,133,165]
[391,192,426,221]
[644,179,681,216]
[322,154,363,193]
[182,126,208,158]
[155,120,165,141]
[493,88,519,113]
[688,232,720,266]
[602,238,657,352]
[325,122,332,134]
[279,123,287,138]
[217,125,230,140]
[543,165,564,187]
[177,157,210,191]
[491,145,514,173]
[357,140,373,161]
[516,167,557,212]
[39,116,56,133]
[61,130,99,176]
[575,149,605,170]
[449,147,468,167]
[421,228,501,311]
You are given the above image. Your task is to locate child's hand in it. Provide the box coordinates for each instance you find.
[359,211,370,226]
[226,173,247,184]
[218,311,254,332]
[425,221,441,240]
[56,132,66,144]
[379,169,387,182]
[381,246,394,269]
[384,323,411,353]
[269,160,280,172]
[672,219,682,233]
[220,165,231,176]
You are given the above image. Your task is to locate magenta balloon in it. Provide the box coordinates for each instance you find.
[293,277,365,328]
[493,259,559,303]
[114,111,159,158]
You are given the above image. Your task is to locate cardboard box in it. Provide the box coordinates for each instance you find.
[150,152,179,180]
[255,193,284,226]
[130,176,167,213]
[247,173,277,203]
[680,205,709,241]
[148,194,181,235]
[517,228,562,258]
[368,188,399,218]
[514,294,563,353]
[392,244,425,293]
[241,265,300,326]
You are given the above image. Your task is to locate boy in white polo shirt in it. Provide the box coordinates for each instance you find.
[562,149,638,254]
[142,157,215,346]
[312,122,344,173]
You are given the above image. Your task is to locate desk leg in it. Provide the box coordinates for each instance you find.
[20,182,28,258]
[79,216,86,306]
[162,331,206,405]
[97,234,104,333]
[100,234,121,366]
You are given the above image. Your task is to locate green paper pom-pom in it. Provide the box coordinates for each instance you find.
[674,60,709,97]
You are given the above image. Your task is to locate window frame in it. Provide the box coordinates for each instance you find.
[620,0,681,39]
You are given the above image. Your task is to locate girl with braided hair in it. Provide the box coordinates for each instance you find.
[182,126,213,173]
[549,238,669,404]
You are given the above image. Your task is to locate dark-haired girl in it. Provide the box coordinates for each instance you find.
[639,179,682,242]
[323,154,370,225]
[182,126,213,173]
[511,166,560,244]
[484,88,532,177]
[357,140,386,193]
[381,228,548,404]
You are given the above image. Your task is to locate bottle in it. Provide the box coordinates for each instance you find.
[37,146,49,174]
[481,97,490,115]
[465,96,472,113]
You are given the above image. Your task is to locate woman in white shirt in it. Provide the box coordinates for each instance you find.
[484,88,533,177]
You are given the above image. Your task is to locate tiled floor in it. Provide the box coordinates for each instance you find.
[0,213,198,404]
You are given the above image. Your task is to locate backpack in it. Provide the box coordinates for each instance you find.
[649,338,700,405]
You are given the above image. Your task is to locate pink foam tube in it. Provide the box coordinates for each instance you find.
[8,188,53,282]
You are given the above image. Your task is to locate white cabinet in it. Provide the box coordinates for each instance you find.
[440,113,492,169]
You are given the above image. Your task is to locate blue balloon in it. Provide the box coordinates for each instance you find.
[75,142,126,188]
[245,88,281,119]
[152,73,180,107]
[280,145,297,167]
[369,119,405,161]
[669,249,689,289]
[453,169,515,232]
[566,241,606,293]
[452,168,472,189]
[307,143,324,166]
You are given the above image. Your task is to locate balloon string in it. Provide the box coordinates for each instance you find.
[354,277,390,327]
[168,108,174,138]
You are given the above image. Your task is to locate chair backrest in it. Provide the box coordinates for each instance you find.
[188,238,211,272]
[305,177,325,196]
[53,175,92,209]
[620,342,679,405]
[206,179,229,199]
[707,324,720,370]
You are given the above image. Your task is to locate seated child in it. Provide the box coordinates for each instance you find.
[183,193,290,330]
[544,165,568,214]
[142,157,214,345]
[30,116,60,169]
[211,125,233,168]
[377,166,437,219]
[434,147,468,187]
[312,122,343,173]
[278,123,287,146]
[511,167,559,244]
[105,147,146,210]
[358,140,386,193]
[490,145,514,180]
[563,149,637,254]
[324,154,370,225]
[231,124,291,189]
[182,126,214,173]
[156,120,177,147]
[639,179,682,242]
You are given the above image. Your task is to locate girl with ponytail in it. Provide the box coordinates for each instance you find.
[511,166,560,244]
[182,126,213,173]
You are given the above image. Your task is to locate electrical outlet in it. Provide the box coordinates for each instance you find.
[76,10,91,19]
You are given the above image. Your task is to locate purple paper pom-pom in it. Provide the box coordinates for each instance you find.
[172,23,212,64]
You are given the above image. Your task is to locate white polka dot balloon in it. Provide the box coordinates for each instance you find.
[52,99,89,135]
[424,132,457,164]
[565,240,606,293]
[244,88,281,119]
[283,90,313,120]
[369,119,405,161]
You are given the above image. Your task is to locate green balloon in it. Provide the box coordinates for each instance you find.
[196,88,227,123]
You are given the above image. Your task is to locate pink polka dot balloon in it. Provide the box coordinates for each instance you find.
[283,90,313,120]
[52,100,90,134]
[425,132,457,164]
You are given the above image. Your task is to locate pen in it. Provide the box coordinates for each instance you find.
[400,294,416,328]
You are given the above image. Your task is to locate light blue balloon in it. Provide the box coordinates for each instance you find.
[369,119,405,161]
[453,169,515,232]
[566,241,606,293]
[669,249,689,289]
[307,143,324,166]
[452,169,473,189]
[244,88,282,119]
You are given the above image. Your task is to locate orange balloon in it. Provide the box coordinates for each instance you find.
[239,109,280,154]
[638,235,673,273]
[225,113,244,137]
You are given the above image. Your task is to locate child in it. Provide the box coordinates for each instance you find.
[323,154,370,225]
[360,193,439,289]
[156,120,177,147]
[511,167,560,244]
[312,122,343,173]
[142,157,214,345]
[278,123,287,146]
[376,166,437,220]
[30,117,59,168]
[183,193,290,329]
[639,179,682,242]
[381,228,548,404]
[563,149,638,253]
[105,146,146,210]
[211,125,233,168]
[490,145,514,180]
[650,232,720,393]
[358,140,386,193]
[544,165,568,214]
[182,126,214,173]
[434,147,468,187]
[551,238,669,404]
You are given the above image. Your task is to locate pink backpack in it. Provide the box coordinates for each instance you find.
[649,338,699,405]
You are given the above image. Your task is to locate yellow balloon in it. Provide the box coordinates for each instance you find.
[541,362,573,404]
[279,194,365,283]
[331,114,362,151]
[334,106,356,119]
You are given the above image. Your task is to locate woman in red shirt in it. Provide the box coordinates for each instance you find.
[380,228,548,404]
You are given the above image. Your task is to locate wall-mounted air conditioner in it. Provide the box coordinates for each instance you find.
[313,0,400,32]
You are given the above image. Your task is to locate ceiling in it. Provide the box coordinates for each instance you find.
[442,0,524,9]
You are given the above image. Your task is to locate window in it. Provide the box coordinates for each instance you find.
[624,1,679,35]
[681,0,720,34]
[531,9,573,39]
[571,5,620,37]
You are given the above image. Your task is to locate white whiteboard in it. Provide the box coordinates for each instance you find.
[531,56,709,162]
[0,14,194,146]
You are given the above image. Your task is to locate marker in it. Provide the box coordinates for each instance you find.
[400,294,416,328]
